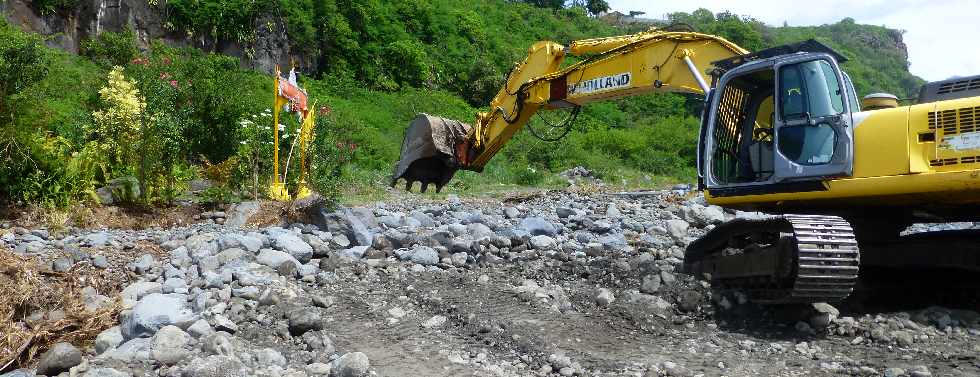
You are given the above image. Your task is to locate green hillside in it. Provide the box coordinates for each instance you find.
[0,1,925,207]
[650,10,925,98]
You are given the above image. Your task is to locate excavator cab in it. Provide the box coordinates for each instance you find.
[701,50,856,196]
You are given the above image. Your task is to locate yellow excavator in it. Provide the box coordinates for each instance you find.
[392,29,980,304]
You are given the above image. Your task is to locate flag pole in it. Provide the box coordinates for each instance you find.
[273,65,280,184]
[270,65,290,201]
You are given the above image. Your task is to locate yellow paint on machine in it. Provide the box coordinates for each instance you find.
[708,95,980,209]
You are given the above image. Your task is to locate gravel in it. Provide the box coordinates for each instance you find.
[4,188,977,377]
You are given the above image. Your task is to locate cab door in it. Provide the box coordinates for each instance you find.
[772,56,854,181]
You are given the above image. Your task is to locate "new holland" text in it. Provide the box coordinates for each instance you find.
[568,72,632,96]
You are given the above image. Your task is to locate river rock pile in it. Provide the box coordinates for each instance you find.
[2,189,977,377]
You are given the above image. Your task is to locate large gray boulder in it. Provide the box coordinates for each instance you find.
[309,207,377,247]
[520,217,558,236]
[97,176,140,204]
[408,246,439,266]
[629,292,673,319]
[272,232,314,263]
[598,233,628,250]
[95,326,123,354]
[529,235,556,250]
[36,342,82,376]
[681,204,726,227]
[182,356,246,377]
[341,245,370,259]
[254,348,287,368]
[256,249,302,271]
[100,338,152,362]
[120,281,162,308]
[665,220,689,241]
[80,232,111,247]
[224,201,261,228]
[218,233,263,253]
[82,368,130,377]
[152,325,190,365]
[288,308,323,336]
[122,293,198,340]
[333,352,370,377]
[185,233,220,257]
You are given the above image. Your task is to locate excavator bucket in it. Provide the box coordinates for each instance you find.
[392,114,472,193]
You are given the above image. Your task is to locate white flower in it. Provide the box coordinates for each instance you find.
[240,141,247,145]
[278,124,285,131]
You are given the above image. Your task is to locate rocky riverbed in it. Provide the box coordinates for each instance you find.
[1,188,978,377]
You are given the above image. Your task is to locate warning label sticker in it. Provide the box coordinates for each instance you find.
[942,131,980,151]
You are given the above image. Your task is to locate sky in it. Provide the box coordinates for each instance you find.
[606,0,979,82]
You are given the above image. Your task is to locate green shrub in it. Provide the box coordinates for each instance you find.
[32,0,80,15]
[166,0,266,43]
[0,132,99,207]
[382,40,431,87]
[0,20,49,120]
[309,106,359,208]
[80,28,140,67]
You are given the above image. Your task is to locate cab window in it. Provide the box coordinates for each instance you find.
[779,60,845,120]
[842,72,860,113]
[777,59,844,165]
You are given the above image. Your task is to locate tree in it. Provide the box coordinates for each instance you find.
[90,67,144,177]
[523,0,566,11]
[0,20,48,121]
[667,9,765,51]
[585,0,609,17]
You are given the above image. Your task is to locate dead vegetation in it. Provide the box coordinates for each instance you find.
[0,249,120,373]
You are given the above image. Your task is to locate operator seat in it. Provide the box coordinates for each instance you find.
[748,112,774,180]
[742,95,775,181]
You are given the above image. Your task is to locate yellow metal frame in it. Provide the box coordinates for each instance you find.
[464,30,747,170]
[269,65,291,201]
[295,101,317,200]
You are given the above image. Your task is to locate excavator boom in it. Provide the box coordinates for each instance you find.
[392,29,747,192]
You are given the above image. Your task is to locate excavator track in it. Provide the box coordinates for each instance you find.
[684,214,860,304]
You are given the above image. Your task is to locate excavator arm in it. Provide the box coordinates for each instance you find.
[392,30,748,192]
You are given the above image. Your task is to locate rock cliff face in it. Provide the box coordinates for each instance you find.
[1,0,291,73]
[854,28,909,61]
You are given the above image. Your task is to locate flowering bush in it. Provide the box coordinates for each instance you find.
[234,108,275,198]
[90,67,144,179]
[88,54,195,203]
[309,105,359,208]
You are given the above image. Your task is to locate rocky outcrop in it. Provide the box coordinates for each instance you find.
[1,0,295,74]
